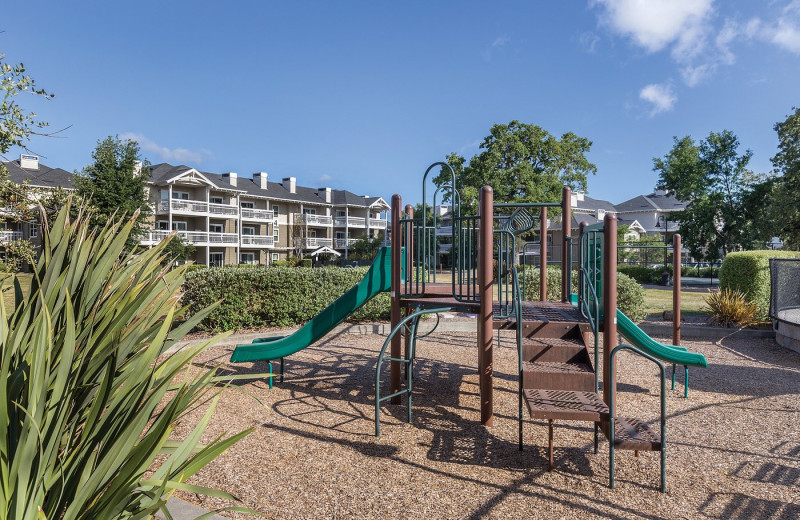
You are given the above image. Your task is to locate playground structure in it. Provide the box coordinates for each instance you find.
[770,258,800,354]
[230,162,707,492]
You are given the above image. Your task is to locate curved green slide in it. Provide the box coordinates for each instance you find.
[616,309,707,368]
[230,246,394,363]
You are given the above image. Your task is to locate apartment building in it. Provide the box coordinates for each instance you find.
[2,155,389,266]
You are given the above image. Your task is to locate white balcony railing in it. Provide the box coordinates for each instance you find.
[304,237,333,249]
[140,230,239,247]
[295,213,333,226]
[241,235,274,247]
[334,238,360,248]
[240,208,274,221]
[0,231,24,244]
[369,218,388,228]
[156,200,238,218]
[333,216,366,227]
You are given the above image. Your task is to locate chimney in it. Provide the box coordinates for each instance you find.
[20,154,39,170]
[654,189,666,196]
[253,171,268,190]
[317,187,332,203]
[282,177,296,194]
[222,171,238,187]
[576,191,585,202]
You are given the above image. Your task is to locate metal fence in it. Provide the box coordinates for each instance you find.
[769,258,800,325]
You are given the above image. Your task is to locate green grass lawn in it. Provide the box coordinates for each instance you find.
[1,273,33,313]
[643,287,708,318]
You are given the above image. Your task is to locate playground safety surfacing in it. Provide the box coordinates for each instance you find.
[173,330,799,520]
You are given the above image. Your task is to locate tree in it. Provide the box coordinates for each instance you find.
[160,234,195,266]
[771,107,800,249]
[434,121,596,210]
[653,131,764,261]
[74,136,152,240]
[348,232,385,261]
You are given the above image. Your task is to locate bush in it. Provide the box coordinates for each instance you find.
[1,204,252,519]
[183,266,390,331]
[617,265,663,285]
[703,288,759,327]
[520,266,645,320]
[300,258,312,268]
[719,250,800,318]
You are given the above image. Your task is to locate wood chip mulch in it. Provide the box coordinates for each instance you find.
[169,329,800,519]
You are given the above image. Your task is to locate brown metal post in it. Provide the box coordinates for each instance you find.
[404,204,414,293]
[561,187,572,302]
[579,221,588,305]
[673,234,681,346]
[540,206,547,301]
[478,186,494,426]
[602,213,618,408]
[390,195,402,404]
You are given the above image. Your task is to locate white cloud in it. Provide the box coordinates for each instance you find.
[681,63,716,87]
[315,174,333,186]
[579,31,601,53]
[481,36,509,61]
[639,83,676,116]
[741,1,800,54]
[593,0,713,53]
[120,133,212,165]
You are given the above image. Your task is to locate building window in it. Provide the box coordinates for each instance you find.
[172,191,190,200]
[272,204,280,215]
[209,224,224,233]
[210,196,224,204]
[335,231,346,240]
[336,210,346,218]
[209,252,224,267]
[241,252,256,264]
[161,190,169,201]
[242,226,255,236]
[309,229,317,238]
[156,221,169,230]
[241,201,254,209]
[303,208,316,215]
[29,223,39,238]
[272,253,279,262]
[273,227,279,240]
[172,221,188,231]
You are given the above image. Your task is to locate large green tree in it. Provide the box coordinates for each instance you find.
[771,107,800,249]
[74,136,152,239]
[654,131,766,261]
[434,121,596,210]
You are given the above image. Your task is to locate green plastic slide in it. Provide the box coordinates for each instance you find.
[616,309,707,368]
[230,246,394,363]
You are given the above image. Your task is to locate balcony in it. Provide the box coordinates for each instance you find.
[140,230,239,247]
[0,231,24,244]
[304,237,333,249]
[333,216,366,228]
[334,238,360,248]
[156,200,239,218]
[241,235,275,248]
[370,218,388,228]
[241,208,274,222]
[295,213,333,226]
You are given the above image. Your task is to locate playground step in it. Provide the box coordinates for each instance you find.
[522,337,588,364]
[523,389,609,422]
[522,361,596,392]
[612,417,662,452]
[494,301,589,332]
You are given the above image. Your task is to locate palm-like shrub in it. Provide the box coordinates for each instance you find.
[703,288,759,328]
[0,204,253,519]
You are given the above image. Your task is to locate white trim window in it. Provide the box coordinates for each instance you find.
[209,223,224,233]
[272,204,280,216]
[240,252,256,265]
[29,223,39,238]
[273,227,279,240]
[241,201,255,209]
[172,221,188,231]
[272,253,279,262]
[209,252,224,267]
[172,191,190,200]
[242,226,256,236]
[210,196,224,204]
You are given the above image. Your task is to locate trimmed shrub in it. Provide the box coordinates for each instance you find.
[183,266,390,331]
[521,266,577,302]
[617,265,663,285]
[703,288,758,327]
[719,250,800,318]
[617,272,647,321]
[300,258,312,268]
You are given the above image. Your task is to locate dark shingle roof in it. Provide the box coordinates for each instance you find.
[573,194,617,212]
[616,192,686,212]
[2,159,73,189]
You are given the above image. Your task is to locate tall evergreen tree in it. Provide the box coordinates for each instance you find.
[771,107,800,249]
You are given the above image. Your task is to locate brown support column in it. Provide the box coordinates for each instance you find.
[390,195,402,404]
[540,206,547,301]
[561,187,572,302]
[478,186,494,426]
[673,234,682,346]
[579,221,588,305]
[602,213,618,409]
[405,204,414,295]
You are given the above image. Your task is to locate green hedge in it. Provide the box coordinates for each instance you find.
[521,266,646,320]
[617,265,663,285]
[183,266,390,331]
[719,250,800,318]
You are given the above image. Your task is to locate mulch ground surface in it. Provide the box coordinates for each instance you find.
[173,330,800,519]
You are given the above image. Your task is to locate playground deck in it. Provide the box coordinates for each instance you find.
[175,330,800,519]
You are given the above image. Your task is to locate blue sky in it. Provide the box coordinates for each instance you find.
[4,1,800,206]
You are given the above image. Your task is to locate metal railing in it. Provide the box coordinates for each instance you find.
[334,238,360,248]
[304,237,333,248]
[333,216,366,227]
[140,230,239,246]
[240,208,274,221]
[240,235,275,247]
[370,218,388,228]
[156,200,239,217]
[0,231,24,243]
